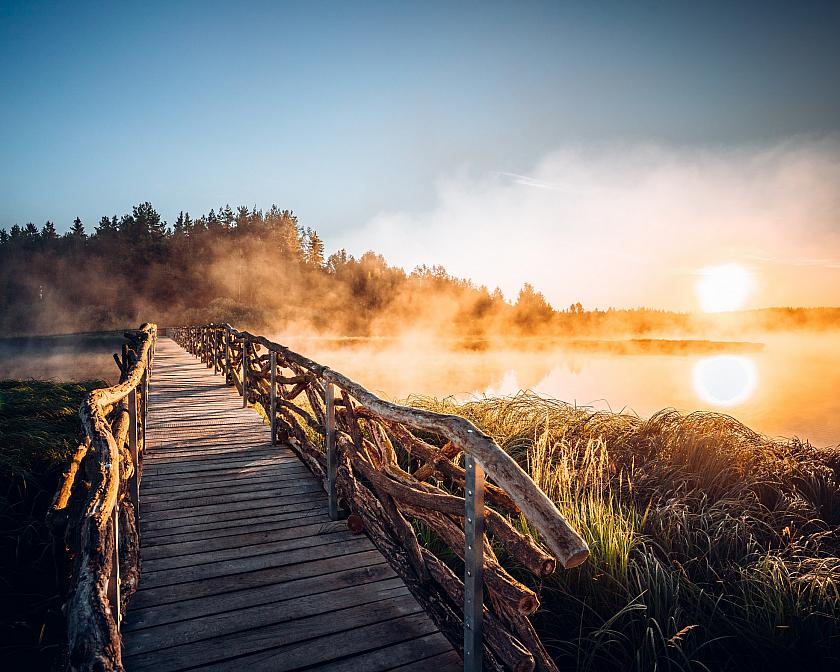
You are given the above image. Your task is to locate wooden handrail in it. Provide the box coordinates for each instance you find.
[173,323,589,672]
[50,324,157,672]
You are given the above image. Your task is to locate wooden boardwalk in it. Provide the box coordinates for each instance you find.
[122,338,461,671]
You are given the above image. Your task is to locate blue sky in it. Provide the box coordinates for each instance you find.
[2,1,838,236]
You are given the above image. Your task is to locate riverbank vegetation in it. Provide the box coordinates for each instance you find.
[2,202,839,338]
[415,393,840,671]
[0,380,103,671]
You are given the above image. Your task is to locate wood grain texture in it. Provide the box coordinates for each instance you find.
[123,338,459,672]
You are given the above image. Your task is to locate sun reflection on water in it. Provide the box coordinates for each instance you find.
[692,355,757,407]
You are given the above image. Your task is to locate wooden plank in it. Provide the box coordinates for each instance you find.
[189,611,447,672]
[140,498,325,533]
[123,338,457,672]
[140,491,323,524]
[141,510,330,546]
[140,463,308,488]
[124,593,425,672]
[143,454,299,476]
[305,632,456,671]
[142,520,347,561]
[123,562,395,631]
[130,550,386,611]
[143,527,355,572]
[139,535,373,590]
[142,482,321,512]
[390,649,464,671]
[124,578,408,655]
[140,469,312,497]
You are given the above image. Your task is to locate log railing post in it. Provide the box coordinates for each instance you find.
[225,327,232,384]
[242,335,249,407]
[107,470,121,627]
[325,382,338,520]
[270,350,277,446]
[213,329,219,374]
[142,367,149,433]
[128,388,140,524]
[464,455,485,672]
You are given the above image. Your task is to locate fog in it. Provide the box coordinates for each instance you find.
[337,137,840,311]
[280,330,840,448]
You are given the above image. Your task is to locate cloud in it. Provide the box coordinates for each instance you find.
[334,137,840,310]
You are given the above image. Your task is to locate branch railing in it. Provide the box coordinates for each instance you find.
[50,324,157,672]
[174,323,589,672]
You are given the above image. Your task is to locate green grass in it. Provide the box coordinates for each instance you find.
[411,392,840,672]
[0,380,104,671]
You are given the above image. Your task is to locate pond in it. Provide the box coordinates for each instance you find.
[282,331,840,448]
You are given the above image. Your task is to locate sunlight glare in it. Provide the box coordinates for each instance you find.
[692,355,757,407]
[696,263,754,312]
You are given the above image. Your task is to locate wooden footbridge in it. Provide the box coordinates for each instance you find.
[51,324,589,672]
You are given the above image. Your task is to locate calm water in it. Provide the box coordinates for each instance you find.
[285,332,840,448]
[0,332,124,384]
[2,330,838,448]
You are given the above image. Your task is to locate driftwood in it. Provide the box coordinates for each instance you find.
[50,324,157,672]
[175,324,589,671]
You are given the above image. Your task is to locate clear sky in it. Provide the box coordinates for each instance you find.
[2,1,839,309]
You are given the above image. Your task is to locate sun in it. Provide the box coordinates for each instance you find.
[695,263,754,313]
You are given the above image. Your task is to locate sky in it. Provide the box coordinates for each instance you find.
[1,1,839,310]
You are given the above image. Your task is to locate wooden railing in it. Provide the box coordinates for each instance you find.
[173,324,589,672]
[50,324,156,672]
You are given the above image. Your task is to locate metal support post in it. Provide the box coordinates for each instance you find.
[270,351,277,446]
[464,455,485,672]
[325,383,338,520]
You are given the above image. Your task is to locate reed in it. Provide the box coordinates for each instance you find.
[412,392,840,671]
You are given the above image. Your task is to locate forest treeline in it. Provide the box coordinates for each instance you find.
[1,202,838,338]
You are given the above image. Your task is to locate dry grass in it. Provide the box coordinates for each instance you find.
[412,392,840,672]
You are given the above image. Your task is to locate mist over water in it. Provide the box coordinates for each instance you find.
[2,328,837,448]
[0,332,124,383]
[281,330,840,448]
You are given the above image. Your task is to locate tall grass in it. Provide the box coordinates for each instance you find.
[0,380,104,671]
[412,392,840,672]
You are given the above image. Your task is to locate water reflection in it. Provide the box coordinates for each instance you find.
[692,355,757,407]
[258,333,840,446]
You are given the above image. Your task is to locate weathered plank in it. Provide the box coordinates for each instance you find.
[123,338,459,672]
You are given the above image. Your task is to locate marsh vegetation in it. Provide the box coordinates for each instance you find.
[0,380,104,670]
[415,393,840,671]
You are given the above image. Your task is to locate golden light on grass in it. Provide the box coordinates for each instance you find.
[693,355,757,406]
[696,263,754,312]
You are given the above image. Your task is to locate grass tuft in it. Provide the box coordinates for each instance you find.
[412,391,840,672]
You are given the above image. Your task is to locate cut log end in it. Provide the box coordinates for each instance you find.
[517,594,540,616]
[539,558,557,578]
[562,547,590,569]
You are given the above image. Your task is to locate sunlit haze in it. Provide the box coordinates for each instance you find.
[2,2,839,311]
[696,263,755,313]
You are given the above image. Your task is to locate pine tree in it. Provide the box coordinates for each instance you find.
[41,221,58,240]
[304,228,325,267]
[220,204,235,230]
[71,217,86,239]
[174,211,185,234]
